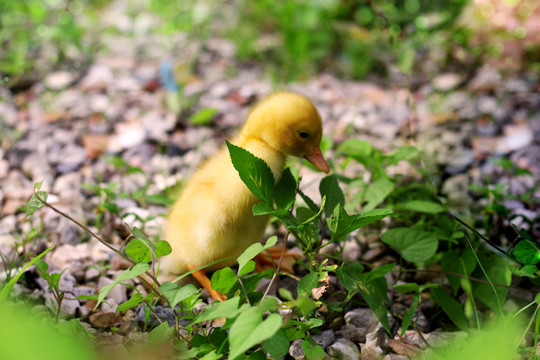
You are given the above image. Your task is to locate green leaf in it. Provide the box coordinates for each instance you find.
[96,263,150,308]
[211,267,238,294]
[189,108,218,125]
[297,189,320,214]
[274,167,297,210]
[49,272,64,291]
[401,292,419,336]
[431,286,468,331]
[35,180,44,190]
[393,283,420,294]
[319,174,345,218]
[386,146,419,164]
[117,293,144,313]
[132,227,149,241]
[511,240,540,266]
[357,278,390,333]
[295,295,318,317]
[0,244,55,304]
[125,234,171,263]
[358,263,395,282]
[472,256,511,315]
[228,308,282,360]
[237,236,278,276]
[126,166,145,175]
[105,155,127,169]
[301,341,325,360]
[26,191,48,217]
[394,282,438,294]
[149,321,174,343]
[337,139,373,158]
[336,262,365,292]
[252,202,274,216]
[159,282,199,308]
[75,294,99,302]
[208,328,228,355]
[34,259,49,280]
[246,350,266,360]
[103,202,120,214]
[398,200,447,214]
[227,141,274,204]
[278,288,293,301]
[258,297,279,313]
[298,196,325,225]
[327,205,393,242]
[155,240,172,257]
[362,177,395,212]
[354,208,394,227]
[517,264,537,276]
[262,329,290,359]
[381,228,438,263]
[144,194,174,206]
[297,272,320,297]
[194,297,243,324]
[441,248,477,294]
[125,238,152,262]
[0,302,96,360]
[199,351,220,360]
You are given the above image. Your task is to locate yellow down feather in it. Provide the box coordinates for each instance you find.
[160,91,329,280]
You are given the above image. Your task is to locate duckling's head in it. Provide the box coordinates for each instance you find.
[241,92,330,173]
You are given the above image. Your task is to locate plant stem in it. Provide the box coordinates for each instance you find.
[236,276,251,306]
[33,189,166,300]
[262,230,289,301]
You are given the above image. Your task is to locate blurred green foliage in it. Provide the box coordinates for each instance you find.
[0,0,103,85]
[2,0,537,84]
[229,0,471,80]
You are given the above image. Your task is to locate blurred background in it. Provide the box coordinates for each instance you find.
[1,0,539,89]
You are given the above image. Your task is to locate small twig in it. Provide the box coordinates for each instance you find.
[142,298,163,326]
[34,189,121,256]
[454,216,508,257]
[414,323,431,348]
[236,276,251,306]
[414,293,431,348]
[33,189,165,299]
[262,230,289,301]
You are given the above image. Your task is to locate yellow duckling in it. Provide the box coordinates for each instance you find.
[160,91,329,298]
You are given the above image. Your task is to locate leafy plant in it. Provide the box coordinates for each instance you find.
[14,137,540,359]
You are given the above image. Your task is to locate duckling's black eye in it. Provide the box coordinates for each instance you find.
[299,131,309,138]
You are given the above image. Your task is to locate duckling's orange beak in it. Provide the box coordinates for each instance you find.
[305,147,330,173]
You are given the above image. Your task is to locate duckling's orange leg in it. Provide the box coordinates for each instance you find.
[187,265,226,302]
[254,247,301,273]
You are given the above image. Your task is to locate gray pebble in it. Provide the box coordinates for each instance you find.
[0,215,17,235]
[327,338,360,360]
[444,149,475,175]
[44,71,75,90]
[344,308,380,333]
[55,145,87,173]
[53,172,82,202]
[85,267,101,282]
[314,330,336,349]
[335,325,368,343]
[21,153,52,180]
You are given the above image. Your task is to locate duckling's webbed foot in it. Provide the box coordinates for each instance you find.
[254,246,302,274]
[188,264,227,302]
